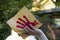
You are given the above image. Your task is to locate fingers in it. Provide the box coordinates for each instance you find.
[24,27,31,34]
[18,18,26,23]
[25,26,33,32]
[18,15,29,23]
[23,15,29,22]
[30,24,41,32]
[24,24,36,32]
[24,26,35,35]
[29,24,35,30]
[16,21,25,26]
[16,18,25,29]
[16,25,24,29]
[32,20,38,26]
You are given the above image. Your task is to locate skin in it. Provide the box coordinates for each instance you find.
[24,24,48,40]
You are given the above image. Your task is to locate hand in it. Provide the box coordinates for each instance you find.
[24,24,48,40]
[16,15,41,37]
[24,24,43,37]
[16,15,38,29]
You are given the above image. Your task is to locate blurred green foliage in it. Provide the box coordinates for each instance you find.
[0,0,32,40]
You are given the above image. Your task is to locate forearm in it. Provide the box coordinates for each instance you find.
[40,32,48,40]
[37,29,48,40]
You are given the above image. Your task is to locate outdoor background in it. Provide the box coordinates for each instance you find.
[0,0,60,40]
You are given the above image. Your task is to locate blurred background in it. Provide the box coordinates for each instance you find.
[0,0,60,40]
